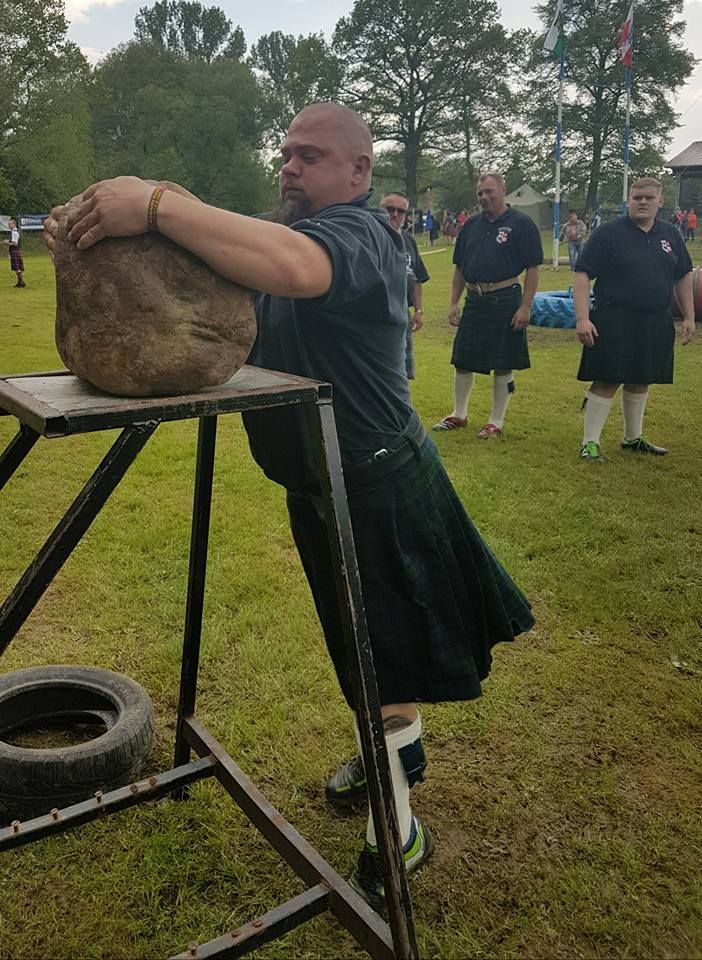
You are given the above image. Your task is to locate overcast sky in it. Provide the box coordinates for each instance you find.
[66,0,702,159]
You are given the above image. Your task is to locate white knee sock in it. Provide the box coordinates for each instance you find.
[621,390,648,441]
[357,715,422,848]
[582,391,613,444]
[490,373,514,428]
[452,371,475,419]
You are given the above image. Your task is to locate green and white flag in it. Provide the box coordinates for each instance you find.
[544,0,565,58]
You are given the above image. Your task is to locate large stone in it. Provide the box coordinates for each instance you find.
[54,184,257,397]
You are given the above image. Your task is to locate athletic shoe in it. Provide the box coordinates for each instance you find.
[432,415,467,431]
[621,436,668,456]
[348,816,435,914]
[580,440,606,463]
[477,423,502,439]
[325,755,367,808]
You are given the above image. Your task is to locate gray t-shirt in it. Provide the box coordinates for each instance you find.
[243,194,414,493]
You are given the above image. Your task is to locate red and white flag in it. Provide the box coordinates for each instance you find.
[618,2,634,68]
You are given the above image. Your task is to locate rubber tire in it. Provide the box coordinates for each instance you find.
[0,665,155,824]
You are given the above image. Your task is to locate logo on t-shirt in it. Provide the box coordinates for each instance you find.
[661,239,672,254]
[496,227,512,244]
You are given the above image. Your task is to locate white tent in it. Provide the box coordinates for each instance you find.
[505,183,552,231]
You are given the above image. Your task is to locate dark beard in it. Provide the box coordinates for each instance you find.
[273,195,316,226]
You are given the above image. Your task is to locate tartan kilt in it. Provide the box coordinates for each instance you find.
[577,303,675,384]
[451,284,530,373]
[9,248,23,272]
[287,436,534,708]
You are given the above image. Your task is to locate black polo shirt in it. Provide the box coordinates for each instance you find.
[575,215,692,312]
[401,230,430,306]
[453,206,544,283]
[242,193,413,493]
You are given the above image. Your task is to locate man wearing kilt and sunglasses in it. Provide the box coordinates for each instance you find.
[574,178,695,463]
[433,173,543,439]
[45,103,534,913]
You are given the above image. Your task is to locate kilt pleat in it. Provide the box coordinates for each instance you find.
[577,304,674,384]
[9,248,23,272]
[451,285,530,373]
[288,437,534,707]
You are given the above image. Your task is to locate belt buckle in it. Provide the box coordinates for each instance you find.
[373,448,389,461]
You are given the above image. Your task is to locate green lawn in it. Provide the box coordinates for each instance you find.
[0,243,701,960]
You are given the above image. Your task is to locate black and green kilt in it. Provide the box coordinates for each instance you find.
[287,436,534,708]
[451,284,530,373]
[577,302,675,384]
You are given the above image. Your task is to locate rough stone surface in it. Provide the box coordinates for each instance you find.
[54,185,257,397]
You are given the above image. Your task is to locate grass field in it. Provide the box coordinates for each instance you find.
[1,238,701,960]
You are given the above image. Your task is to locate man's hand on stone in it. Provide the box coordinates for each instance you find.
[576,316,598,348]
[681,317,696,345]
[68,177,153,251]
[511,304,531,330]
[43,208,62,262]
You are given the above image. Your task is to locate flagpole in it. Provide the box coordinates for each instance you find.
[622,65,632,212]
[552,47,565,270]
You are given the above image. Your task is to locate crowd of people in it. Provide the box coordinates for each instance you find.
[670,206,698,241]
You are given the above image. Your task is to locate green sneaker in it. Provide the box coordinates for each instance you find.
[325,755,367,808]
[621,436,668,456]
[348,816,435,914]
[580,440,606,462]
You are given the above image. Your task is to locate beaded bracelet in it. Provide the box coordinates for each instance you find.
[147,186,165,232]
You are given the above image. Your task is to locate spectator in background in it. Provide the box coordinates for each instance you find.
[5,218,25,288]
[559,210,588,270]
[381,192,430,379]
[687,208,697,242]
[425,208,435,246]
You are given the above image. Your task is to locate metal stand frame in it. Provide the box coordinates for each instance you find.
[0,368,418,960]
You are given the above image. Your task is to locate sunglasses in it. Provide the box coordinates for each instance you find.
[383,206,408,215]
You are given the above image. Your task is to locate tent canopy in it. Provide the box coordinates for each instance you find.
[505,183,552,230]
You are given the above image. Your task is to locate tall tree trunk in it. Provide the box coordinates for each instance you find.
[405,135,419,206]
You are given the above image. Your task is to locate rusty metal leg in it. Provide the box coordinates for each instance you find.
[0,424,39,491]
[305,399,419,960]
[173,415,217,785]
[0,421,159,657]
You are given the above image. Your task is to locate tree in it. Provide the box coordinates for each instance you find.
[134,0,246,62]
[249,32,343,145]
[91,42,274,214]
[0,0,94,210]
[526,0,694,210]
[333,0,519,204]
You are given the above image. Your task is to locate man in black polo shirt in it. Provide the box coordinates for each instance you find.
[47,104,535,913]
[574,177,695,462]
[433,173,543,438]
[380,191,430,379]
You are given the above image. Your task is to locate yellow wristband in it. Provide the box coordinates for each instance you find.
[147,186,165,232]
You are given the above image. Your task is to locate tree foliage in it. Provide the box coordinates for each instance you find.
[91,42,273,213]
[250,32,343,145]
[526,0,695,210]
[0,0,94,211]
[134,0,246,62]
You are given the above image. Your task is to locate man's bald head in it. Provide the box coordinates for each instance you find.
[277,103,374,222]
[292,103,374,167]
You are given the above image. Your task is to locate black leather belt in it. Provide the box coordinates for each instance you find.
[343,416,427,491]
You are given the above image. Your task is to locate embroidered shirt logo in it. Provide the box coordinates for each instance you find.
[496,227,512,244]
[661,240,672,254]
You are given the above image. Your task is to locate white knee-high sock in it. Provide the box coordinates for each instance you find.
[490,373,514,428]
[356,715,422,848]
[621,390,648,441]
[452,371,475,419]
[583,391,613,444]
